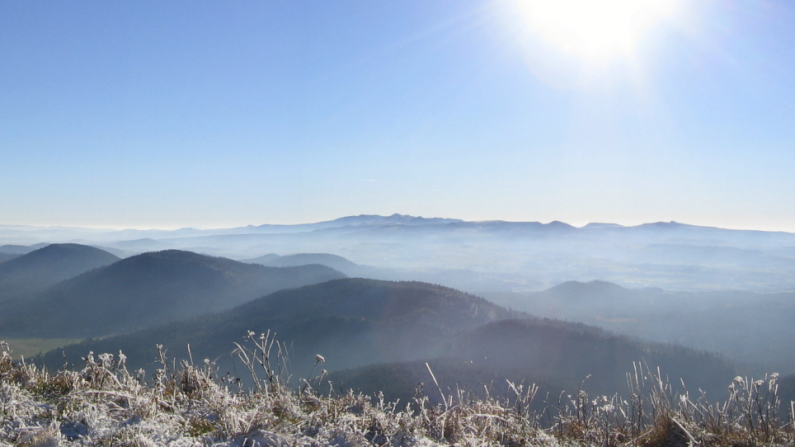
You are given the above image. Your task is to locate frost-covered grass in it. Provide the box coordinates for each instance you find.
[2,335,793,446]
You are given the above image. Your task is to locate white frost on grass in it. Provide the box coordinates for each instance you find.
[1,338,793,446]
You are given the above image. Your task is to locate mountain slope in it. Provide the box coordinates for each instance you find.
[447,318,736,397]
[484,280,795,374]
[0,250,346,338]
[42,279,739,403]
[247,253,363,276]
[330,315,738,404]
[243,253,281,264]
[0,243,119,301]
[42,279,522,374]
[0,253,21,263]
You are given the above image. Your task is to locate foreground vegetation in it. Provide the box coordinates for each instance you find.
[2,337,793,446]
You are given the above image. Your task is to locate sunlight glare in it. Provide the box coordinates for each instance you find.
[517,0,680,60]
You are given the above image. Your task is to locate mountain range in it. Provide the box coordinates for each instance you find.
[3,214,795,292]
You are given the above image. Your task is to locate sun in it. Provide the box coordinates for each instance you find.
[515,0,681,61]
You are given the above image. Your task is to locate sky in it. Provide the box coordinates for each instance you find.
[1,0,794,231]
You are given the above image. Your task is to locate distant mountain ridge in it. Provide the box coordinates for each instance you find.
[0,243,119,302]
[242,252,538,296]
[0,249,346,338]
[3,215,795,242]
[4,215,795,292]
[544,279,628,297]
[0,244,47,255]
[255,213,464,230]
[244,253,364,276]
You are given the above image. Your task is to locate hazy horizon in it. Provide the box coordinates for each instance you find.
[3,213,795,234]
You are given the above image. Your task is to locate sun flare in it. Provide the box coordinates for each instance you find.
[516,0,680,61]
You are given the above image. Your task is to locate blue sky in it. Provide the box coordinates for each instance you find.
[2,0,794,231]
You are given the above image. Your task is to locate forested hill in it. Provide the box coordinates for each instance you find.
[0,243,119,302]
[0,253,21,263]
[42,279,524,374]
[484,280,795,373]
[42,278,736,403]
[0,250,345,338]
[331,316,738,405]
[447,318,736,398]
